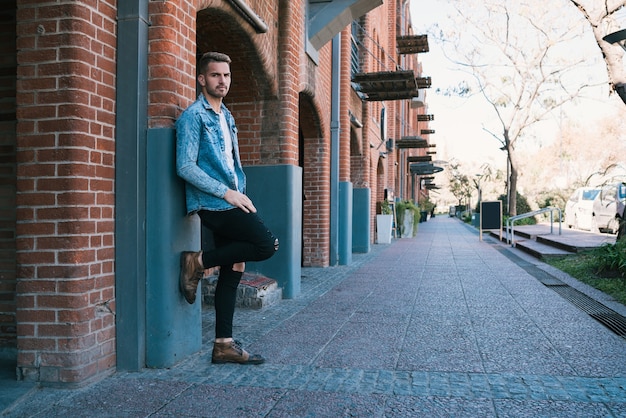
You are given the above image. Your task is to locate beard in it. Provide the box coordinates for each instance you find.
[205,85,229,98]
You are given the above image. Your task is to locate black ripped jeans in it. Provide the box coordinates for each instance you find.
[198,208,278,339]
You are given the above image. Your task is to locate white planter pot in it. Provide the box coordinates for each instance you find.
[376,214,393,244]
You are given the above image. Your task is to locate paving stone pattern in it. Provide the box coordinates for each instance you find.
[3,217,626,417]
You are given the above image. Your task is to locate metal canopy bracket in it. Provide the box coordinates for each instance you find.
[352,70,419,101]
[308,0,383,50]
[226,0,268,33]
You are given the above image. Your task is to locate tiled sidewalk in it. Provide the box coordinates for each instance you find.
[3,217,626,417]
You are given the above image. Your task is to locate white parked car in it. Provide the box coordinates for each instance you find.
[564,187,600,231]
[591,182,626,234]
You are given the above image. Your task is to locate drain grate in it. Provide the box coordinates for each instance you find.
[491,241,626,339]
[547,285,626,337]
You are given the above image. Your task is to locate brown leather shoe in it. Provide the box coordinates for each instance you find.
[212,340,265,365]
[179,251,203,304]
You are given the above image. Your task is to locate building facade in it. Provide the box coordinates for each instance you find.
[0,0,434,385]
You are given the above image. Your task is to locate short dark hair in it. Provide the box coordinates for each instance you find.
[198,52,231,74]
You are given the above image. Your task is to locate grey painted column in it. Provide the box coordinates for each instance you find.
[245,165,302,299]
[339,181,353,264]
[145,129,202,367]
[329,33,341,266]
[352,187,371,253]
[114,0,149,371]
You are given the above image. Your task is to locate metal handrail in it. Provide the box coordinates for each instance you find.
[506,207,562,247]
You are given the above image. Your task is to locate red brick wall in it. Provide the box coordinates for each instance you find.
[15,0,117,384]
[0,2,17,349]
[7,0,423,384]
[147,0,196,128]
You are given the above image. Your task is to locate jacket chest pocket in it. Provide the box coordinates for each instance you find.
[202,125,221,146]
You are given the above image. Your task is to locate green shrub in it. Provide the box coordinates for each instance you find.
[546,249,626,306]
[395,200,420,237]
[503,215,537,226]
[593,240,626,278]
[498,191,533,215]
[420,197,436,213]
[378,200,392,215]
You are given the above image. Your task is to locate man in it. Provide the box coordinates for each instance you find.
[176,52,278,365]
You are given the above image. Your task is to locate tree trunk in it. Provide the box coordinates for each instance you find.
[509,163,519,217]
[618,217,626,242]
[501,127,519,217]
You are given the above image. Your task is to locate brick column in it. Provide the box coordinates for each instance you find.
[339,27,351,182]
[277,0,302,165]
[15,1,117,384]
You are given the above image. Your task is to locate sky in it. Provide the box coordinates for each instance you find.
[408,0,625,178]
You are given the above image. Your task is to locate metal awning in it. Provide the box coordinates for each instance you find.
[308,0,383,50]
[396,34,429,54]
[396,136,428,149]
[352,70,419,101]
[407,155,432,163]
[396,137,436,149]
[410,162,443,175]
[416,77,431,89]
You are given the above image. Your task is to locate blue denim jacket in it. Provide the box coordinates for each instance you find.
[176,94,246,214]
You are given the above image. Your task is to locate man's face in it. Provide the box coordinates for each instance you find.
[198,61,231,99]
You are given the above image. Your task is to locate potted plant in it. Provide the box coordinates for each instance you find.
[419,197,436,222]
[396,200,420,237]
[376,200,393,244]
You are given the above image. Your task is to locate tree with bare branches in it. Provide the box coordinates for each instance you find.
[448,162,473,211]
[569,1,626,104]
[432,1,599,216]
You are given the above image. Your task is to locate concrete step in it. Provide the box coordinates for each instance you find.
[487,223,616,260]
[511,238,574,259]
[487,229,573,259]
[202,271,282,310]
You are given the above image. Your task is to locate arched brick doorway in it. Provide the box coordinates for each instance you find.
[298,92,327,267]
[196,7,277,162]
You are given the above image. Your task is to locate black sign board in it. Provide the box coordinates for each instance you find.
[480,200,502,241]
